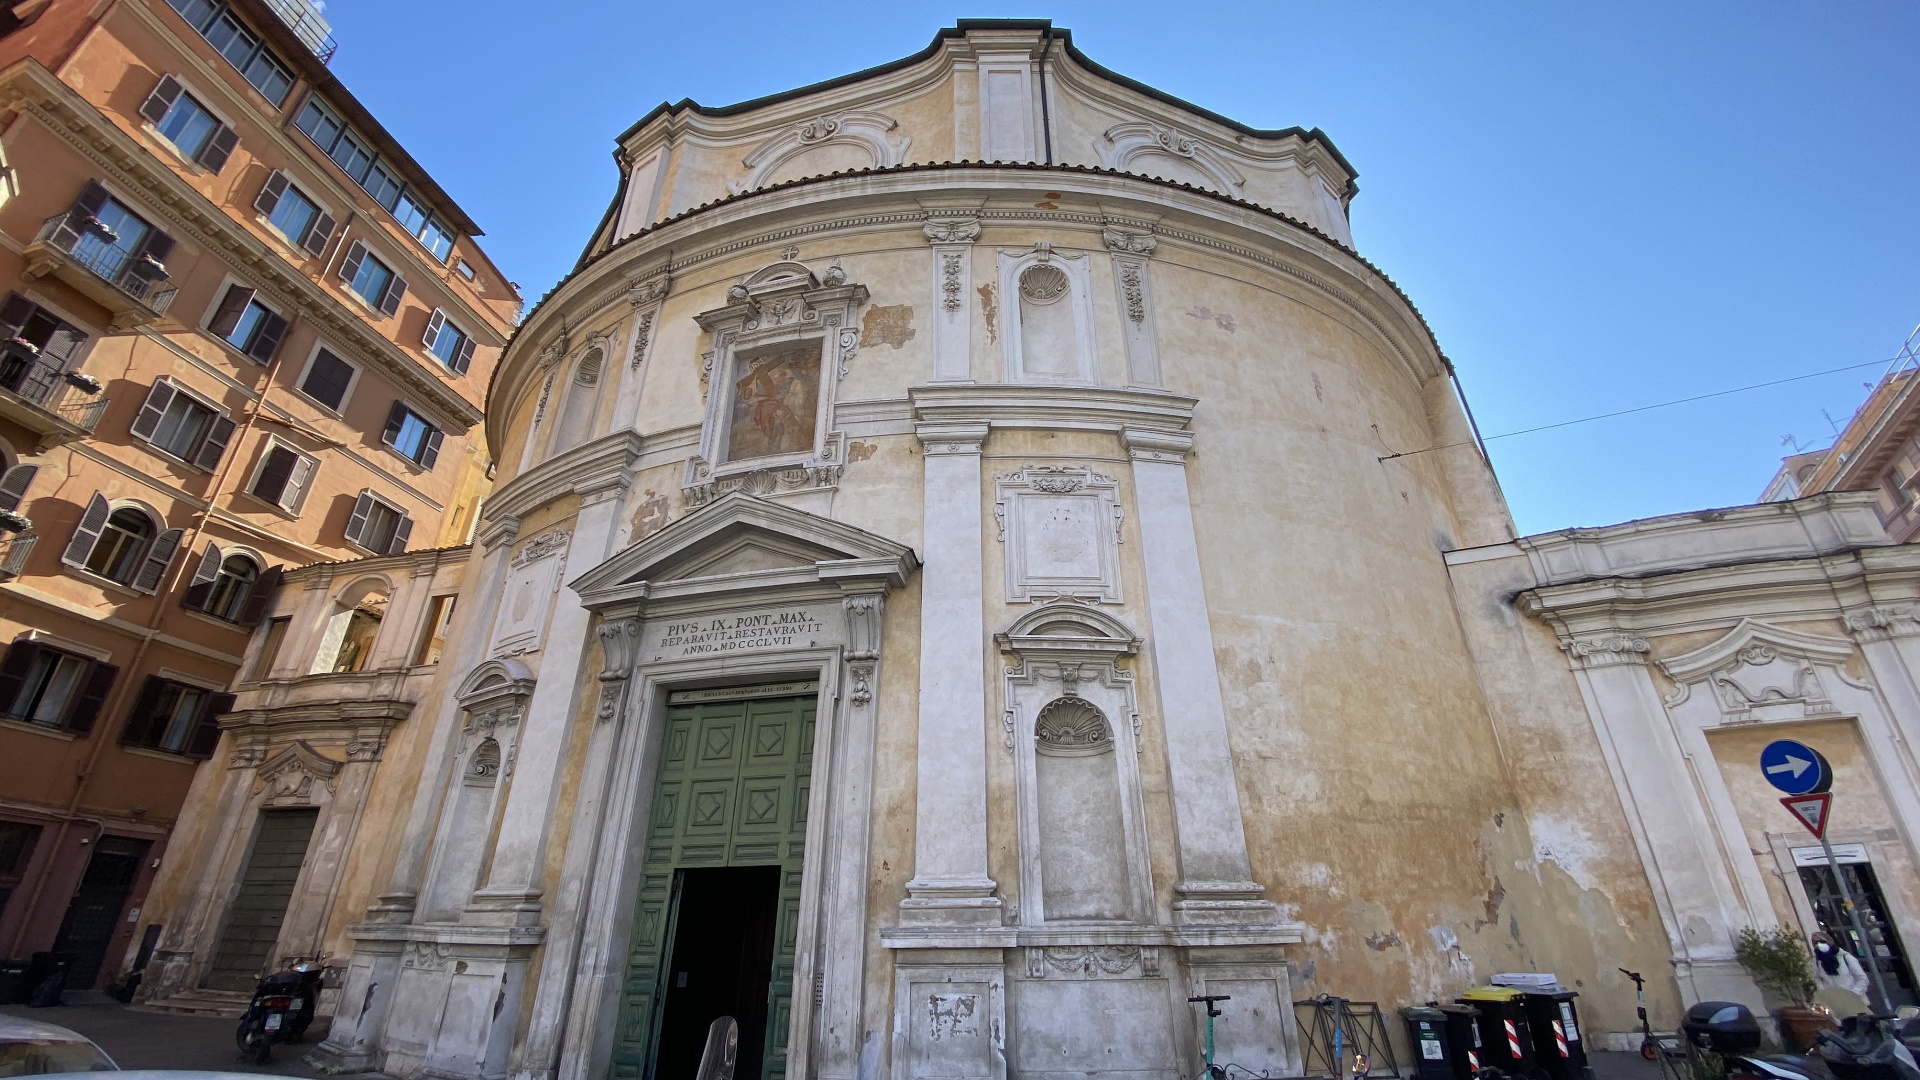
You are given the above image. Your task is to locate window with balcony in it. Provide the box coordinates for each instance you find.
[34,183,177,316]
[182,543,277,624]
[338,240,407,316]
[0,640,117,734]
[248,438,317,513]
[296,348,355,411]
[61,495,182,593]
[0,294,89,410]
[162,0,293,106]
[138,76,238,174]
[120,675,233,757]
[344,490,412,555]
[253,172,335,256]
[295,95,456,260]
[382,401,442,468]
[422,309,475,374]
[129,378,235,469]
[206,284,288,363]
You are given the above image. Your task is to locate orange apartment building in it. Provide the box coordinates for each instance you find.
[0,0,517,995]
[1762,343,1920,542]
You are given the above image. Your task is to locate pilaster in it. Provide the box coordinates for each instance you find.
[924,215,980,382]
[901,421,1001,925]
[1103,227,1161,388]
[1120,428,1274,925]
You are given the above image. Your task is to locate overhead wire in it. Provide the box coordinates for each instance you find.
[1379,353,1911,462]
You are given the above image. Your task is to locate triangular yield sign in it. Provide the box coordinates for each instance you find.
[1782,792,1833,838]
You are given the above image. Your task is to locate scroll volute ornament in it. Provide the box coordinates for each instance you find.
[595,616,642,722]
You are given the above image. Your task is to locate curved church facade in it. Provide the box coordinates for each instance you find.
[132,20,1744,1080]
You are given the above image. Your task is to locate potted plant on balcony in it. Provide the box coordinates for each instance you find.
[61,371,102,394]
[7,337,39,356]
[0,511,32,533]
[132,253,169,279]
[1735,927,1830,1050]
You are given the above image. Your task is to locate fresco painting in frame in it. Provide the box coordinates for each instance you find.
[728,344,821,462]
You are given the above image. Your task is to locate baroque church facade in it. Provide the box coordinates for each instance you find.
[129,20,1920,1080]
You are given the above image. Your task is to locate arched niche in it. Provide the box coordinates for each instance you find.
[999,603,1152,924]
[995,247,1096,385]
[418,659,535,922]
[310,575,392,674]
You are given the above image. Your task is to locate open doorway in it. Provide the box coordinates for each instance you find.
[1799,857,1917,1006]
[654,865,782,1080]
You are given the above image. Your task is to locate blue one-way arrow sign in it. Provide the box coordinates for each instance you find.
[1760,739,1832,796]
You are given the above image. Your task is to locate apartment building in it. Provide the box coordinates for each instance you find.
[0,0,517,994]
[1762,356,1920,542]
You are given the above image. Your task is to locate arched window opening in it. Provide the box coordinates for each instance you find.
[311,579,390,675]
[87,508,153,584]
[1033,697,1129,921]
[204,555,258,623]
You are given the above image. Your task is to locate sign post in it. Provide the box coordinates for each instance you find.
[1762,739,1891,1014]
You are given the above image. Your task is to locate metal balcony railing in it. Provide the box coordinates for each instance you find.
[0,347,108,433]
[0,533,38,578]
[32,213,178,314]
[262,0,337,62]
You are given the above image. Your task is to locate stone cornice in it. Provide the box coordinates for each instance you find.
[479,429,648,527]
[910,384,1196,435]
[0,59,485,431]
[281,542,472,586]
[491,166,1442,458]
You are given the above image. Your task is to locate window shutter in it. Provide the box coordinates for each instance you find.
[129,379,176,441]
[41,325,87,368]
[191,415,235,470]
[0,464,38,513]
[380,400,407,447]
[279,454,315,513]
[0,294,35,342]
[64,661,117,734]
[387,513,413,556]
[378,274,408,317]
[302,211,335,257]
[138,75,183,125]
[250,445,294,505]
[344,491,374,547]
[131,527,183,594]
[452,336,475,375]
[337,240,366,284]
[421,309,446,350]
[119,676,166,747]
[132,230,175,275]
[194,124,238,174]
[60,492,111,568]
[419,426,443,471]
[185,692,236,757]
[0,640,42,717]
[72,180,110,220]
[207,284,254,338]
[246,310,288,363]
[182,541,221,611]
[237,565,282,627]
[253,170,288,216]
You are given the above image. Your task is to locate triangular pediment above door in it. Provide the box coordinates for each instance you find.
[569,492,918,608]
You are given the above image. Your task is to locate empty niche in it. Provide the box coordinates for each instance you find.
[1034,697,1129,921]
[1018,265,1077,379]
[550,347,604,455]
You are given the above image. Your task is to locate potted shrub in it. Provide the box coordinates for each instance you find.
[1735,927,1830,1050]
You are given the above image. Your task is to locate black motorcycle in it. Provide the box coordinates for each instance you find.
[235,958,325,1064]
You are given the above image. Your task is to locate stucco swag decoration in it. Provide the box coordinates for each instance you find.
[1658,618,1866,723]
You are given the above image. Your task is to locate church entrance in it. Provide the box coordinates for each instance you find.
[614,688,814,1080]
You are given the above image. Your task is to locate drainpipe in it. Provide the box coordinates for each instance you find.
[1036,27,1054,165]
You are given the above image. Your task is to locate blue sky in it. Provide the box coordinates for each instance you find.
[317,2,1920,536]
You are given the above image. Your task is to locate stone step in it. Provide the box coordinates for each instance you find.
[134,988,253,1019]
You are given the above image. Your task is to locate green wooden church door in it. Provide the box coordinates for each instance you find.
[613,692,813,1080]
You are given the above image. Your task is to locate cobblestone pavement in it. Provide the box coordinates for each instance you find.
[0,1000,380,1077]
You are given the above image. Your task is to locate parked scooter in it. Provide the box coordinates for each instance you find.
[1820,1013,1920,1080]
[234,957,325,1064]
[1682,1001,1819,1080]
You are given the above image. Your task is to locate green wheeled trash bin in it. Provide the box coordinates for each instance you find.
[1521,990,1592,1080]
[1405,1007,1454,1080]
[1438,1003,1484,1080]
[1460,986,1536,1078]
